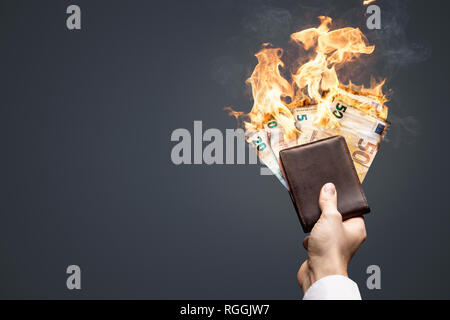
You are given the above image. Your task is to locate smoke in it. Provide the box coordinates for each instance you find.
[367,0,431,78]
[210,0,295,101]
[366,0,430,146]
[384,113,420,148]
[241,5,292,43]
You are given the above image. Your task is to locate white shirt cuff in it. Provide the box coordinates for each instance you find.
[303,275,362,300]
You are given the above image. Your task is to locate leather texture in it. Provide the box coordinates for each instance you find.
[279,135,370,233]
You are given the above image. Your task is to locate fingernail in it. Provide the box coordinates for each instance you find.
[323,183,336,196]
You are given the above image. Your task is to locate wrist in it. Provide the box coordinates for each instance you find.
[311,266,348,283]
[299,262,348,294]
[309,257,348,285]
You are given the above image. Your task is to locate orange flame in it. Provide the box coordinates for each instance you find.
[236,16,387,140]
[244,46,296,139]
[363,0,376,5]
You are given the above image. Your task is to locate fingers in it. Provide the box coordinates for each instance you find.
[343,216,367,243]
[343,215,365,229]
[318,183,341,218]
[302,236,309,250]
[297,260,309,290]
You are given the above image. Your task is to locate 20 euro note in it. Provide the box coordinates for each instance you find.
[292,99,389,182]
[263,118,298,162]
[246,130,288,189]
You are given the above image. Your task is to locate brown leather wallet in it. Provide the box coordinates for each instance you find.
[279,135,370,233]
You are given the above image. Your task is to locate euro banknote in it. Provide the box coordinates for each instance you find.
[247,93,388,186]
[292,98,389,182]
[246,130,288,189]
[263,118,298,162]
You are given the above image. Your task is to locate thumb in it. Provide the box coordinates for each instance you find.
[302,236,309,250]
[318,183,340,217]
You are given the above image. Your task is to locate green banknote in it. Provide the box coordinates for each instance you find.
[292,99,389,182]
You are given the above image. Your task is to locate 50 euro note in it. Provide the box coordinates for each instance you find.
[292,99,389,182]
[246,130,288,189]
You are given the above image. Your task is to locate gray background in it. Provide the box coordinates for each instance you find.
[0,0,448,299]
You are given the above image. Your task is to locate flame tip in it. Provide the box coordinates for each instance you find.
[232,15,387,137]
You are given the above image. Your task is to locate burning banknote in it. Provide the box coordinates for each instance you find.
[230,16,389,188]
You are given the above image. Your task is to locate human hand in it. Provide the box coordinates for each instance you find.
[297,183,367,294]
